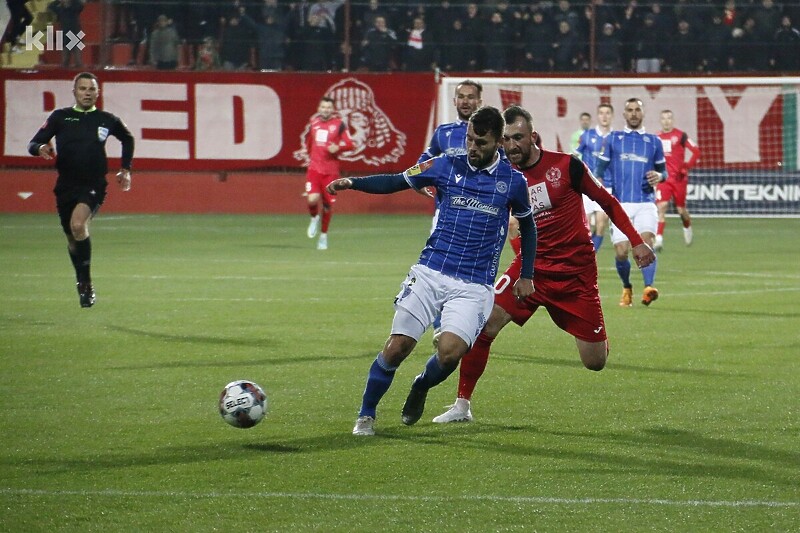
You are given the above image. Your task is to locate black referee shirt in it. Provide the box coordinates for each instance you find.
[28,106,135,188]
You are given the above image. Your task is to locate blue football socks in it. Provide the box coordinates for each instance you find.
[642,257,657,287]
[412,354,455,391]
[615,258,632,288]
[359,353,396,418]
[591,234,604,251]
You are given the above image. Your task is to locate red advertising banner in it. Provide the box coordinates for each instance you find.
[0,71,437,172]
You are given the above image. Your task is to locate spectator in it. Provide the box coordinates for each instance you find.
[219,14,253,70]
[632,13,664,73]
[439,18,470,72]
[403,16,435,71]
[48,0,85,68]
[618,0,643,71]
[360,15,397,71]
[194,36,220,70]
[672,0,709,32]
[748,0,782,43]
[297,13,335,70]
[148,14,180,70]
[701,14,730,72]
[728,16,770,71]
[595,22,622,72]
[285,0,311,70]
[240,8,287,70]
[665,19,701,72]
[553,0,580,31]
[462,3,484,70]
[552,20,581,72]
[772,15,800,71]
[309,0,344,33]
[721,0,739,28]
[483,11,509,71]
[522,9,554,72]
[5,0,33,51]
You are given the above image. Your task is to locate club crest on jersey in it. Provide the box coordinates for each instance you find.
[545,167,562,187]
[495,181,508,193]
[97,127,109,142]
[406,159,434,176]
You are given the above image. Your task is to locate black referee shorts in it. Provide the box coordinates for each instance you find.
[54,182,107,236]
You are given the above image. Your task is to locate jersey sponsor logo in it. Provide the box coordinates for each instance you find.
[444,147,467,156]
[97,127,109,142]
[661,139,673,153]
[528,183,553,214]
[406,158,434,176]
[619,153,651,163]
[295,78,407,167]
[451,196,501,216]
[545,167,562,188]
[495,181,507,193]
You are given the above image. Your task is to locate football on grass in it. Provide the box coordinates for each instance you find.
[219,380,267,428]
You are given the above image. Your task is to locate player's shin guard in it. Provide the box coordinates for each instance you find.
[412,354,456,391]
[458,332,493,400]
[74,237,92,283]
[321,205,332,233]
[68,247,81,281]
[642,257,657,287]
[615,258,632,288]
[359,353,397,418]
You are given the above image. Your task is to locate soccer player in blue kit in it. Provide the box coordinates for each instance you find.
[595,98,666,307]
[418,80,483,346]
[327,107,537,436]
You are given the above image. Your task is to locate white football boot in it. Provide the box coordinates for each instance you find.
[432,398,473,423]
[654,234,663,252]
[683,226,693,246]
[352,416,375,436]
[307,215,320,238]
[317,233,328,250]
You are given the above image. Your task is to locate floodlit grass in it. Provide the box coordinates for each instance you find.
[1,214,798,532]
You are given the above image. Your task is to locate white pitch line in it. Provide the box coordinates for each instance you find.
[0,488,796,508]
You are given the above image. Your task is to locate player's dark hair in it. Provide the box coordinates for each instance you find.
[320,96,335,106]
[626,97,643,107]
[598,103,614,113]
[503,105,533,131]
[73,72,98,87]
[580,112,591,120]
[661,109,673,115]
[471,106,505,140]
[456,80,483,97]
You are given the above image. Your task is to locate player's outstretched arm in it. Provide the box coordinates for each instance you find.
[632,242,656,268]
[326,178,353,195]
[329,173,411,195]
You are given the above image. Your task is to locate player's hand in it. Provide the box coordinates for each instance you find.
[116,169,131,192]
[414,186,435,199]
[327,144,340,154]
[512,277,534,301]
[645,170,661,188]
[632,242,656,268]
[326,178,352,195]
[678,167,688,181]
[38,144,55,160]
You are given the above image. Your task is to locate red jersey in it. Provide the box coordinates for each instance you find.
[518,150,643,273]
[657,128,700,181]
[307,114,354,175]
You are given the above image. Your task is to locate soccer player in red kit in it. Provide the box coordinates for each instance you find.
[655,109,701,251]
[301,96,354,250]
[433,105,656,423]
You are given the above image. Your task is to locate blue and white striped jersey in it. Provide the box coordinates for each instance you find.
[418,120,468,163]
[403,154,532,285]
[596,127,666,203]
[575,126,611,186]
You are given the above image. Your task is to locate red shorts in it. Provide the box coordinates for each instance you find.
[305,168,338,205]
[494,257,607,343]
[656,178,687,208]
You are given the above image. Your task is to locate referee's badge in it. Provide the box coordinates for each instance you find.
[97,127,109,142]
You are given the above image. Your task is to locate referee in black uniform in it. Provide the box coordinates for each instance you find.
[28,71,135,308]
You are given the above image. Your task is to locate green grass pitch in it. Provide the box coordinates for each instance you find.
[1,214,798,531]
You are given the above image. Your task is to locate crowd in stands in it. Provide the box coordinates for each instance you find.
[45,0,800,71]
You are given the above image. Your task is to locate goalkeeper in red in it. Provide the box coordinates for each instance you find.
[433,105,655,424]
[655,109,701,251]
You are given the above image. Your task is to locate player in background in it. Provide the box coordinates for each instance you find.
[327,107,537,436]
[433,105,655,424]
[574,103,614,251]
[418,79,483,347]
[570,111,592,153]
[300,96,354,250]
[27,71,134,308]
[655,109,701,251]
[595,98,666,307]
